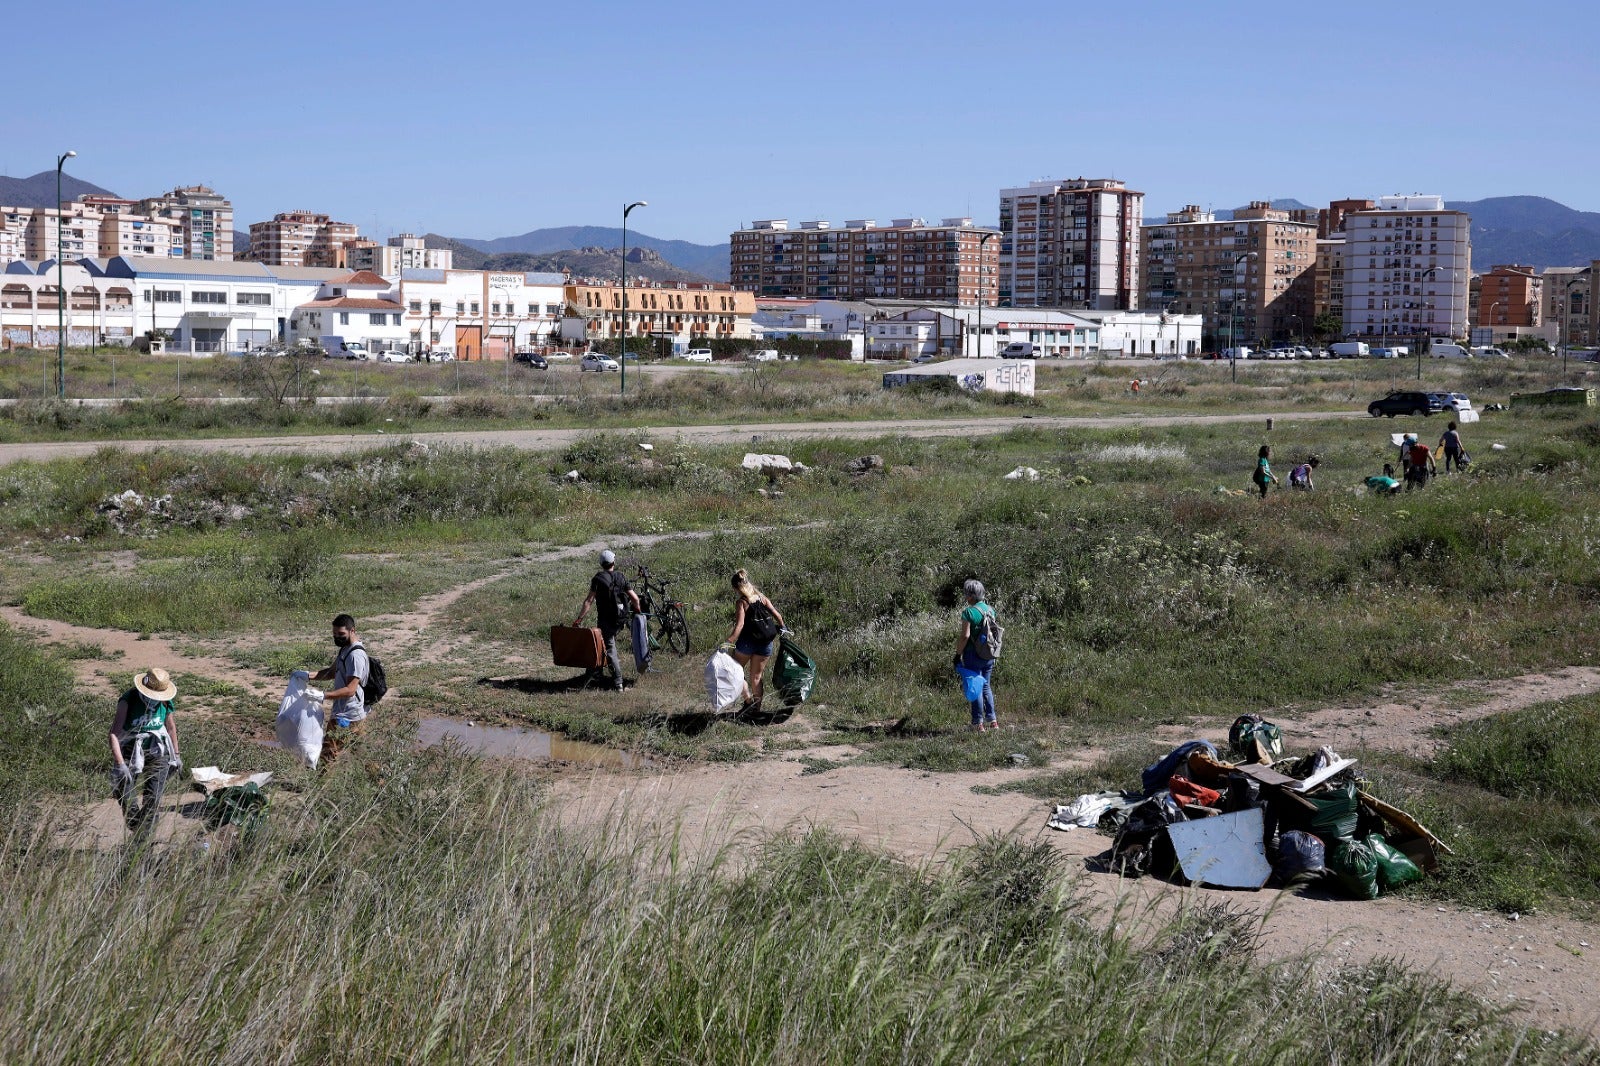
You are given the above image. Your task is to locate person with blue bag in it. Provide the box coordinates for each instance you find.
[952,579,1004,732]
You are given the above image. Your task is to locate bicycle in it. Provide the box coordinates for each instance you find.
[635,565,691,656]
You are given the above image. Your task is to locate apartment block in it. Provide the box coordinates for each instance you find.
[565,282,754,346]
[1542,264,1597,349]
[730,217,999,304]
[1341,196,1472,341]
[138,185,233,261]
[1140,202,1316,345]
[71,196,181,258]
[1472,265,1542,331]
[247,211,359,268]
[346,233,453,277]
[997,178,1142,310]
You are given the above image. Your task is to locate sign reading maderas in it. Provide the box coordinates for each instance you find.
[487,274,525,290]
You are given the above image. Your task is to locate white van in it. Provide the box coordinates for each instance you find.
[1429,338,1471,359]
[1329,341,1369,358]
[999,341,1038,358]
[1471,346,1509,359]
[750,349,780,362]
[1221,346,1253,361]
[682,348,713,362]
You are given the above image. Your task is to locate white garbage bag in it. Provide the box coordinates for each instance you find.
[275,670,326,768]
[705,650,747,713]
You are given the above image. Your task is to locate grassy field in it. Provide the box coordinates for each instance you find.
[4,391,1600,1053]
[0,345,1591,442]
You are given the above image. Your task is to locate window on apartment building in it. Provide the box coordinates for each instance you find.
[339,313,350,325]
[545,303,561,316]
[429,301,441,314]
[491,302,501,314]
[470,302,479,314]
[191,291,226,304]
[236,292,271,305]
[145,289,181,303]
[409,300,421,312]
[456,301,465,314]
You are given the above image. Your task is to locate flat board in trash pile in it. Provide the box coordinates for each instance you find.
[1166,808,1273,889]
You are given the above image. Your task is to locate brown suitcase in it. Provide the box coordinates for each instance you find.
[550,625,606,669]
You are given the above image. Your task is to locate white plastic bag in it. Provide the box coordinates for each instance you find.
[705,650,747,713]
[275,670,326,768]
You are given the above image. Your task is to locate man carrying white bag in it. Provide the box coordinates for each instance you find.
[276,670,327,768]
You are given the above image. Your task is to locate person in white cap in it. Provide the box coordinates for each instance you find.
[573,549,641,691]
[109,667,183,839]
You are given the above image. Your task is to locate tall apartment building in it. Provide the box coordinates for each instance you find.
[1341,196,1472,341]
[0,206,92,261]
[1140,202,1316,345]
[1472,265,1542,332]
[70,196,181,258]
[729,217,999,304]
[138,185,234,261]
[247,211,359,268]
[1542,264,1597,349]
[346,233,453,276]
[997,178,1142,310]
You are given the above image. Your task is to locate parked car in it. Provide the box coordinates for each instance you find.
[683,348,714,362]
[750,349,780,362]
[1370,347,1401,359]
[911,353,937,365]
[580,353,620,372]
[1368,390,1443,418]
[544,350,573,361]
[513,351,548,369]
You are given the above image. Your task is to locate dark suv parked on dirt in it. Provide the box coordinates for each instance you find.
[1367,391,1443,418]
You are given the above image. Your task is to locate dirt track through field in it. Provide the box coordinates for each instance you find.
[21,524,1600,1037]
[0,409,1363,467]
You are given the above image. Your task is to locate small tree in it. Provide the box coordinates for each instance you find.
[240,350,323,405]
[1313,313,1342,342]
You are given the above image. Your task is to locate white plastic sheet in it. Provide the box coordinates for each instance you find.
[705,651,747,713]
[1166,808,1273,889]
[275,670,326,768]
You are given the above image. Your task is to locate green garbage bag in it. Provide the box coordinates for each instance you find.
[1326,838,1380,900]
[1368,833,1423,891]
[1279,780,1360,842]
[201,782,269,833]
[774,633,817,707]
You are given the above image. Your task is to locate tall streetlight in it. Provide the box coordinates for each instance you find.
[55,149,76,399]
[1416,266,1438,381]
[974,230,994,359]
[620,200,647,396]
[1228,252,1256,383]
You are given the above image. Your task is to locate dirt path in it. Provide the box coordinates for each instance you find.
[0,409,1362,467]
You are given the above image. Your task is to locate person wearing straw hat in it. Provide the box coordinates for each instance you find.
[109,667,183,839]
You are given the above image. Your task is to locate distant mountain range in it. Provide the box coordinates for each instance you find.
[423,234,713,284]
[449,226,731,281]
[0,170,119,209]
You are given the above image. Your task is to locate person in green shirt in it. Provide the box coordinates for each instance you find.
[1252,445,1279,499]
[953,580,999,732]
[109,667,183,840]
[1364,463,1402,496]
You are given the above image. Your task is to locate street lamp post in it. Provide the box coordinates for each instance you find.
[974,231,994,359]
[1228,252,1256,383]
[55,149,76,399]
[620,200,648,396]
[1416,266,1438,381]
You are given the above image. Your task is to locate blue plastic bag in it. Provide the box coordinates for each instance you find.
[958,667,987,703]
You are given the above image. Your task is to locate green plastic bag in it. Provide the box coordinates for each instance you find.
[201,782,269,833]
[1368,833,1423,891]
[1281,780,1360,843]
[1326,838,1380,900]
[774,633,817,706]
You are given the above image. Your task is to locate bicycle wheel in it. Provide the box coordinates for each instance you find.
[662,603,690,656]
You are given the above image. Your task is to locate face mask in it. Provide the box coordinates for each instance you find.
[333,634,351,648]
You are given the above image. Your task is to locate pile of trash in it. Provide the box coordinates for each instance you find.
[1049,714,1451,897]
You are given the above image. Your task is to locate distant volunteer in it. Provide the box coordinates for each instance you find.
[1438,421,1467,473]
[953,580,1001,732]
[312,614,371,743]
[109,667,184,839]
[573,549,642,691]
[724,569,784,714]
[1288,456,1320,491]
[1404,439,1437,490]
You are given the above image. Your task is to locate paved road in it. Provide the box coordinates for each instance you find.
[0,409,1366,466]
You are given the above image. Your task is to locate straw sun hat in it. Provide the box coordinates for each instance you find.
[133,667,177,702]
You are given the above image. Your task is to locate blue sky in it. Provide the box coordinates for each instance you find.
[6,0,1596,245]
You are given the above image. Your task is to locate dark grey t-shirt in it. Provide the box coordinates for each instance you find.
[333,644,370,722]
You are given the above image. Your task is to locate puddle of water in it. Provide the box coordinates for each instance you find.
[417,718,647,769]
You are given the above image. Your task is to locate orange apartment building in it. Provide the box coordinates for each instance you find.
[729,217,999,304]
[1472,264,1542,331]
[247,211,360,268]
[1141,202,1317,346]
[565,282,754,344]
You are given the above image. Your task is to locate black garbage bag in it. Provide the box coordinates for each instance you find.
[1223,772,1261,813]
[1110,796,1184,880]
[1274,830,1326,883]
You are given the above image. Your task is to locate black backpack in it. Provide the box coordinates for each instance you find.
[743,598,780,644]
[342,643,387,706]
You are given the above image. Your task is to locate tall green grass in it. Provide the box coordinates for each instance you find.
[0,743,1581,1062]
